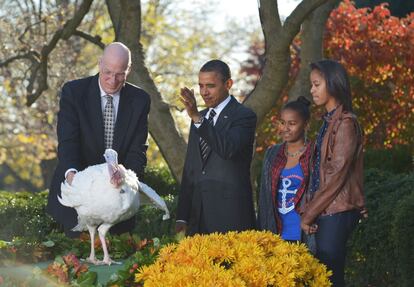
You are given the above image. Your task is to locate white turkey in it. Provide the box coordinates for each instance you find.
[58,149,170,265]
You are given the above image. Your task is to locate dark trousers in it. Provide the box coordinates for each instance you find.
[315,210,360,287]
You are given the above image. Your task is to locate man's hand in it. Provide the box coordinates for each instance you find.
[66,171,76,185]
[301,221,318,235]
[180,87,201,122]
[175,221,187,234]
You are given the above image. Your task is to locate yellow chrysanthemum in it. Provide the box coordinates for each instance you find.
[135,230,332,286]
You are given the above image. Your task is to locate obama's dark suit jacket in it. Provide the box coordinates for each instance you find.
[47,74,150,234]
[176,96,257,235]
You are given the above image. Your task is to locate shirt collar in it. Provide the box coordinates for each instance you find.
[323,105,340,122]
[98,79,121,98]
[208,95,231,116]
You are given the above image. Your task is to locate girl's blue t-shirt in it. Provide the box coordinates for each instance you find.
[277,163,304,241]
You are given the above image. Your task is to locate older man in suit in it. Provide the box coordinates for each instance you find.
[47,42,150,238]
[176,59,257,235]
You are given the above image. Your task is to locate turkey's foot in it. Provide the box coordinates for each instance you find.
[81,257,100,265]
[97,257,121,266]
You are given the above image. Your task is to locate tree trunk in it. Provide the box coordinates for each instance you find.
[288,0,341,101]
[106,0,186,182]
[244,0,329,126]
[245,0,331,190]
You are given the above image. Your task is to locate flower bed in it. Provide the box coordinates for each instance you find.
[0,232,159,265]
[0,234,173,286]
[136,230,332,286]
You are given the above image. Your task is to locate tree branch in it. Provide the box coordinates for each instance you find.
[73,30,105,49]
[258,0,282,52]
[18,19,45,46]
[25,0,94,106]
[245,0,329,126]
[0,51,39,68]
[282,0,329,45]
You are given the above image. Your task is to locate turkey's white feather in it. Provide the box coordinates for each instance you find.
[139,182,170,220]
[57,149,169,233]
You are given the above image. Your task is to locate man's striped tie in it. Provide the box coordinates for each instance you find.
[200,109,216,162]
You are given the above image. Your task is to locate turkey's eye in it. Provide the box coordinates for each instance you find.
[120,189,125,194]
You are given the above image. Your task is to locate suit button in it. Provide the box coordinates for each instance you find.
[202,171,206,175]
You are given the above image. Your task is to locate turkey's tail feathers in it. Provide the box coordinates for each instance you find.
[58,181,87,231]
[138,181,170,220]
[71,221,87,232]
[58,181,82,208]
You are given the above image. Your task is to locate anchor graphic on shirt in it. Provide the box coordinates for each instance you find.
[278,178,297,214]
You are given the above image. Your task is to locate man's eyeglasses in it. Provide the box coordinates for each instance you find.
[101,67,129,80]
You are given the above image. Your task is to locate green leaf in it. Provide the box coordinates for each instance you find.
[42,240,55,247]
[54,255,64,264]
[76,271,97,286]
[152,237,160,248]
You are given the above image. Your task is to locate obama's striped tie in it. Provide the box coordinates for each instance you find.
[199,109,216,162]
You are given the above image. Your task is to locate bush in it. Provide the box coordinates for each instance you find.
[346,169,414,287]
[133,194,177,238]
[133,166,178,238]
[392,190,414,287]
[143,166,179,197]
[0,191,58,241]
[364,145,412,174]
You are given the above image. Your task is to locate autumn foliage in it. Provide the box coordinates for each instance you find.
[325,0,414,148]
[243,0,414,151]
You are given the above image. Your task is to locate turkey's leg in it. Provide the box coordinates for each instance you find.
[97,223,120,265]
[85,225,99,264]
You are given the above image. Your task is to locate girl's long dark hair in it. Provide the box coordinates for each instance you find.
[310,59,353,112]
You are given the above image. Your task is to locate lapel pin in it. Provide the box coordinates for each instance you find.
[224,115,228,119]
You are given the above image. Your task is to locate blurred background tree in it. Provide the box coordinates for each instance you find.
[0,0,257,190]
[355,0,414,17]
[0,0,412,192]
[239,0,414,157]
[0,0,334,190]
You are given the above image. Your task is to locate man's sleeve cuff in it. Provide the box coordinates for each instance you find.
[65,168,78,179]
[176,220,187,224]
[193,116,205,128]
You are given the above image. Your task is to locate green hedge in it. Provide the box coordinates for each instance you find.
[133,194,177,238]
[134,166,179,237]
[0,191,58,241]
[346,169,414,287]
[364,145,412,174]
[392,191,414,287]
[142,166,179,197]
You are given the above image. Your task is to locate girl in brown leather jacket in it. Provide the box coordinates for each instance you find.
[301,59,366,287]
